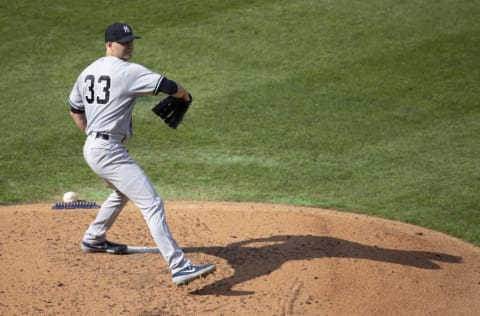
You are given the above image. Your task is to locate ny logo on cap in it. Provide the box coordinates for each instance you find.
[123,25,131,34]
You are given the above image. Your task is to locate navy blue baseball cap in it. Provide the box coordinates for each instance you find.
[105,23,141,43]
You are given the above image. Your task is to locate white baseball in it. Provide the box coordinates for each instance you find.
[63,191,78,203]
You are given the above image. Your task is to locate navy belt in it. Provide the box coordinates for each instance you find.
[95,133,110,140]
[91,132,126,142]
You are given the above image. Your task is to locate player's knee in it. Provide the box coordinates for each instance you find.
[141,196,164,219]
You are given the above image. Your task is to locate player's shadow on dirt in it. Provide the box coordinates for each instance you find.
[184,235,462,296]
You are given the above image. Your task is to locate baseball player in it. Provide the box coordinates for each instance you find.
[68,22,215,285]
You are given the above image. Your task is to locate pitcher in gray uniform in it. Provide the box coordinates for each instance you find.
[68,22,215,285]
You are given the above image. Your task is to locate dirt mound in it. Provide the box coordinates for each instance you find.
[1,201,479,315]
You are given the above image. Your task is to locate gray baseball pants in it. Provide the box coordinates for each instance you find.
[82,134,191,273]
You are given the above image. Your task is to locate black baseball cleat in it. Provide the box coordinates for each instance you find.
[172,264,216,285]
[81,240,128,254]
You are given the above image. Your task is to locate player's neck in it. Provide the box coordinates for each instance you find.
[106,52,129,61]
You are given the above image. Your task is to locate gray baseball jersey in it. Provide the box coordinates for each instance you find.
[68,56,163,138]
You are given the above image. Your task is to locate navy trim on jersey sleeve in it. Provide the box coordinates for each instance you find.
[70,106,85,114]
[154,77,178,95]
[153,77,163,95]
[68,98,85,114]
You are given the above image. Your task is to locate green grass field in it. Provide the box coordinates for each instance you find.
[1,0,479,245]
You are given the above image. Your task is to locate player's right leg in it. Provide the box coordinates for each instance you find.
[103,149,216,283]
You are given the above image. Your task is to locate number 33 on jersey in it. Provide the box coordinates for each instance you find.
[84,75,111,104]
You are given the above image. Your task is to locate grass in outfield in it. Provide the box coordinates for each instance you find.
[0,0,479,245]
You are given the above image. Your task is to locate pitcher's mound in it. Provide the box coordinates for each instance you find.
[0,201,479,315]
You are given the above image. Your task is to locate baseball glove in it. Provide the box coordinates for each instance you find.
[152,94,192,129]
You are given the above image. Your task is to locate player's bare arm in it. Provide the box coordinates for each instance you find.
[69,111,87,135]
[172,83,191,102]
